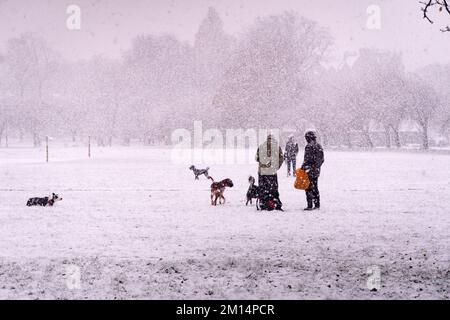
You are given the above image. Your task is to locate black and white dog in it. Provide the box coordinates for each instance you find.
[189,165,211,180]
[27,193,63,207]
[246,176,260,209]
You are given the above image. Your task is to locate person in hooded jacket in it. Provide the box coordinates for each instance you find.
[284,134,299,177]
[301,131,324,211]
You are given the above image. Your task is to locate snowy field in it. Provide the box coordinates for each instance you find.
[0,146,449,299]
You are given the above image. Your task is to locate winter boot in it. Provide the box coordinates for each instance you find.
[314,197,320,210]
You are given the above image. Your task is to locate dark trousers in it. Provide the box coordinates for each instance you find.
[258,174,282,210]
[305,176,320,208]
[286,157,296,176]
[258,174,278,194]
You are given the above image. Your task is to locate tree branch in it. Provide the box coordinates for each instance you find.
[420,0,450,31]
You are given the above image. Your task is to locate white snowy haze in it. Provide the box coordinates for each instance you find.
[0,0,449,148]
[1,1,450,300]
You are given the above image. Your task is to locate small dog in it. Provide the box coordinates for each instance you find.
[27,193,62,207]
[189,165,211,180]
[209,177,234,205]
[246,176,260,209]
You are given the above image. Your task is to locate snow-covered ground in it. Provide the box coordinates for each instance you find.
[0,146,449,299]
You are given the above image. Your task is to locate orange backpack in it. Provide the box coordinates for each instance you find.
[294,168,310,190]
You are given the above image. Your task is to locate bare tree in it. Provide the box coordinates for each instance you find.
[352,49,407,148]
[420,0,450,32]
[4,33,59,146]
[405,75,439,149]
[214,11,332,129]
[418,63,450,143]
[124,34,195,144]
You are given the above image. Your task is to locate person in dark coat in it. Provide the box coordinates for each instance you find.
[284,134,299,177]
[255,134,284,210]
[301,131,324,210]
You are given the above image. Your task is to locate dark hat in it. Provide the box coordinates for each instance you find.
[305,131,317,141]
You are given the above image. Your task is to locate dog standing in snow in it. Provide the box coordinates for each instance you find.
[209,177,233,205]
[27,193,63,206]
[246,176,260,209]
[189,165,211,180]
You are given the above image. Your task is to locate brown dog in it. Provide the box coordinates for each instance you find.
[209,177,234,205]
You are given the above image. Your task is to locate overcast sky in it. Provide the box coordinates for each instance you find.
[0,0,449,70]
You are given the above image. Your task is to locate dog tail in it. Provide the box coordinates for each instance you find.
[208,176,214,181]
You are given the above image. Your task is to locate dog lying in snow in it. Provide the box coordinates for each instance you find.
[189,165,211,180]
[27,193,62,207]
[246,176,260,209]
[209,177,233,205]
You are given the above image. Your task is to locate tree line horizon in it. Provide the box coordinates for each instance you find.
[0,7,449,150]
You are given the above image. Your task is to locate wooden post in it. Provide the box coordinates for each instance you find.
[88,135,91,158]
[46,136,49,162]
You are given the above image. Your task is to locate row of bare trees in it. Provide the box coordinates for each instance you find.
[308,50,450,149]
[0,8,233,147]
[0,8,449,149]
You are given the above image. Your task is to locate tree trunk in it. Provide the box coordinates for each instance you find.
[4,122,8,148]
[71,131,77,143]
[362,129,373,148]
[122,136,131,146]
[345,131,352,148]
[317,127,328,147]
[97,137,105,147]
[143,134,151,146]
[420,121,429,150]
[383,125,391,148]
[0,121,7,147]
[0,123,4,147]
[391,126,401,148]
[33,133,41,147]
[322,133,328,148]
